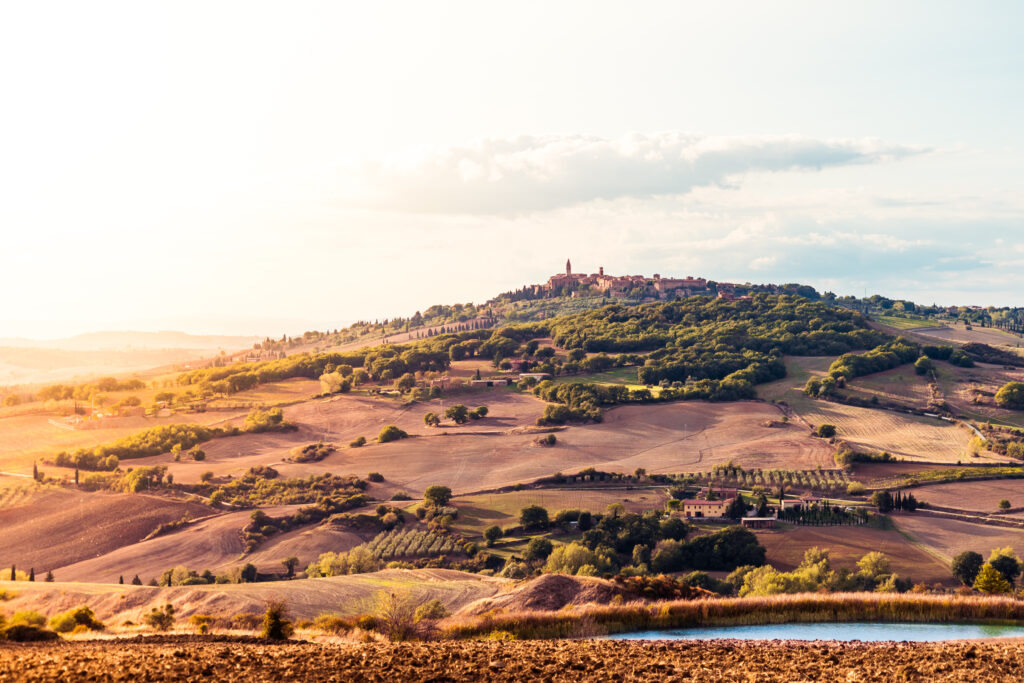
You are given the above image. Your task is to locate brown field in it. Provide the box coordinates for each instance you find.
[44,503,367,584]
[846,367,935,407]
[912,479,1024,516]
[934,363,1024,427]
[0,489,211,573]
[913,324,1024,349]
[2,639,1023,682]
[756,526,953,585]
[0,569,501,624]
[128,396,832,495]
[893,514,1024,562]
[756,356,835,402]
[784,395,974,463]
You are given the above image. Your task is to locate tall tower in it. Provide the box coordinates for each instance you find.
[566,258,572,276]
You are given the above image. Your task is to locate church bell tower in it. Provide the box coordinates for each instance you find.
[566,258,572,276]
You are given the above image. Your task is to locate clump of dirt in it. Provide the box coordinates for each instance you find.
[458,574,628,615]
[3,639,1024,682]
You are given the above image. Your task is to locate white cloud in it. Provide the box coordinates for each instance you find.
[343,133,926,214]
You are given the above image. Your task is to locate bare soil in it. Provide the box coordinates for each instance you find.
[0,489,212,573]
[2,638,1023,681]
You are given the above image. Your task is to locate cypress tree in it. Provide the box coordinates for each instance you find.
[119,575,124,584]
[29,568,34,582]
[10,565,15,580]
[45,570,54,582]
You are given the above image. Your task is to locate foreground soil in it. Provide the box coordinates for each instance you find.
[2,637,1023,682]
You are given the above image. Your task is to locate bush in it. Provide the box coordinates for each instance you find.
[995,382,1024,409]
[1,624,59,642]
[470,406,489,420]
[368,472,385,482]
[413,599,448,623]
[50,606,104,633]
[261,600,293,640]
[377,425,409,443]
[523,537,554,561]
[350,436,366,448]
[520,505,550,531]
[314,613,353,635]
[817,424,837,438]
[189,614,212,634]
[846,481,867,496]
[9,611,46,627]
[144,604,176,631]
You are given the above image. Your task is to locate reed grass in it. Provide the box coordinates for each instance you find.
[442,593,1024,640]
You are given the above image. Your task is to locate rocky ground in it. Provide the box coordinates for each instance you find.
[1,636,1024,681]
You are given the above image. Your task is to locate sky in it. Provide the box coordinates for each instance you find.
[1,1,1022,338]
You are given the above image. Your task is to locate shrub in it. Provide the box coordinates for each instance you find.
[1,624,59,642]
[9,611,46,627]
[413,599,448,623]
[470,406,489,420]
[144,604,176,631]
[377,425,409,443]
[974,563,1012,594]
[350,436,367,448]
[314,613,353,635]
[230,612,262,630]
[376,592,417,641]
[261,600,293,640]
[368,472,385,482]
[50,606,104,633]
[523,537,554,561]
[999,499,1011,511]
[189,614,212,634]
[817,424,837,438]
[995,382,1024,409]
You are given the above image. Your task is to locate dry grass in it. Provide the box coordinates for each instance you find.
[450,489,669,533]
[893,514,1024,563]
[443,593,1024,640]
[912,479,1024,516]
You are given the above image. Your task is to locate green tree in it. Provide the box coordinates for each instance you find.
[870,490,893,513]
[523,537,553,561]
[974,563,1012,594]
[144,604,175,631]
[999,499,1012,511]
[261,600,293,640]
[282,556,299,579]
[445,404,470,424]
[520,505,550,531]
[913,356,934,375]
[995,382,1024,409]
[423,412,440,427]
[395,372,416,392]
[725,495,748,520]
[424,485,452,507]
[951,551,984,586]
[817,424,837,438]
[988,547,1021,586]
[483,525,503,547]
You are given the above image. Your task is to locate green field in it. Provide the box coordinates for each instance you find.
[550,367,662,394]
[874,315,935,330]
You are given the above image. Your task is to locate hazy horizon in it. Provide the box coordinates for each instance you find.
[3,1,1023,338]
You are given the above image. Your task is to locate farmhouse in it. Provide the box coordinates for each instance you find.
[679,499,728,518]
[699,486,738,500]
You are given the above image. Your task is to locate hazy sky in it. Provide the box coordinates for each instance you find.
[2,1,1022,338]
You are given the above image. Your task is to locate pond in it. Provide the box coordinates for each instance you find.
[602,622,1024,642]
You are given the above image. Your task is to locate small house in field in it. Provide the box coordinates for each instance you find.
[430,377,452,389]
[679,499,728,518]
[470,378,511,387]
[741,517,776,529]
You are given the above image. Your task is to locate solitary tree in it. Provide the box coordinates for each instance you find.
[483,525,503,547]
[282,556,299,579]
[999,499,1012,511]
[424,485,452,507]
[520,505,550,531]
[445,404,470,424]
[951,551,984,586]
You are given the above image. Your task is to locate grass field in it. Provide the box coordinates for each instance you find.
[449,488,669,533]
[756,525,952,585]
[911,479,1024,515]
[845,367,934,408]
[893,514,1024,562]
[782,392,974,463]
[0,568,502,623]
[873,315,935,330]
[914,324,1024,349]
[551,367,651,392]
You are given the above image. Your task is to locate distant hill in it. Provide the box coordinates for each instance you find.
[0,330,259,351]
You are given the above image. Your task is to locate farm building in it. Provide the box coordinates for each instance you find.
[741,517,777,529]
[679,499,728,518]
[519,372,552,381]
[470,378,511,387]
